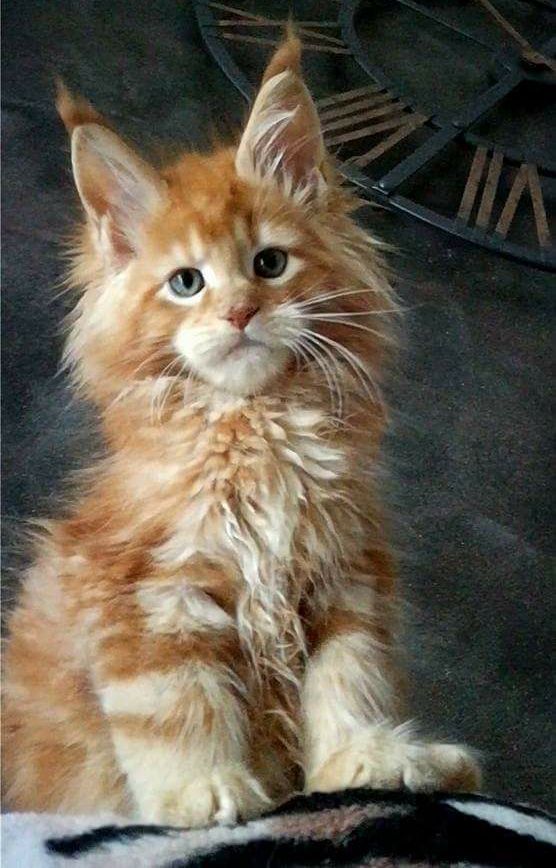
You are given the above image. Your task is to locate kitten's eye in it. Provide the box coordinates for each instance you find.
[254,248,288,279]
[168,268,205,298]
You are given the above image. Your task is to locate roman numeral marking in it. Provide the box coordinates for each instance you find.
[525,165,551,249]
[458,147,552,248]
[207,2,350,54]
[458,146,491,224]
[317,86,428,166]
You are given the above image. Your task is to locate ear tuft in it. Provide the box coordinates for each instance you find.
[261,29,302,84]
[55,79,108,134]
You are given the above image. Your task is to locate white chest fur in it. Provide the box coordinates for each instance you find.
[156,404,348,569]
[141,403,355,672]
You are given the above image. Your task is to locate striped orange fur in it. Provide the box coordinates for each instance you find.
[2,36,480,825]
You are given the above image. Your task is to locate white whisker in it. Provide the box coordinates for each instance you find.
[304,309,400,319]
[301,327,384,411]
[150,356,184,424]
[297,333,345,419]
[303,316,392,343]
[287,287,380,309]
[285,334,343,419]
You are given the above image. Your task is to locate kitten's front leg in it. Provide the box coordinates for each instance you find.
[93,592,270,827]
[303,572,480,794]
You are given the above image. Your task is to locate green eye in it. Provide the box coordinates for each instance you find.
[168,268,205,298]
[254,248,288,279]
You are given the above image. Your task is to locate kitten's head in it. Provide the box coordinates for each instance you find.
[60,35,393,409]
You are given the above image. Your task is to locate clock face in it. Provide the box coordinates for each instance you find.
[194,0,555,271]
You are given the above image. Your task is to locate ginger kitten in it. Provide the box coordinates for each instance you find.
[2,36,480,825]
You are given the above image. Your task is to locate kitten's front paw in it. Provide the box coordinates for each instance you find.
[306,728,480,794]
[139,763,272,828]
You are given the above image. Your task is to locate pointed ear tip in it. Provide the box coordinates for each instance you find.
[262,32,303,84]
[54,77,73,123]
[55,83,104,135]
[284,19,301,45]
[54,75,68,98]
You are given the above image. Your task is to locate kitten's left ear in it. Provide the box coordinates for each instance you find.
[235,34,326,201]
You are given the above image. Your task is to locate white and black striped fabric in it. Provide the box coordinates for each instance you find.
[3,789,555,868]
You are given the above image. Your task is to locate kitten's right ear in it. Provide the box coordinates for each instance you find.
[235,33,326,202]
[56,82,166,265]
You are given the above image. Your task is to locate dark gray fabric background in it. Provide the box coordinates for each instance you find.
[2,1,554,811]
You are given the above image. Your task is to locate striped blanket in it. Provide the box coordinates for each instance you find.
[3,788,555,867]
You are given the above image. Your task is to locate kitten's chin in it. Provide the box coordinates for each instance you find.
[190,344,290,396]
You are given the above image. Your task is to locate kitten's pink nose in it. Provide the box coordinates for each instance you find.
[226,305,259,331]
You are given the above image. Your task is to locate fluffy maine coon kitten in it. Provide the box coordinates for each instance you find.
[2,36,480,825]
